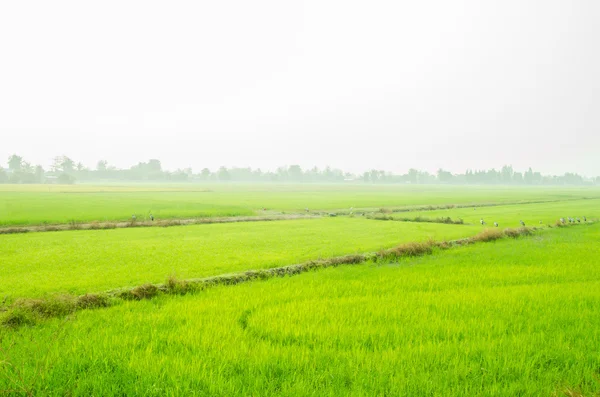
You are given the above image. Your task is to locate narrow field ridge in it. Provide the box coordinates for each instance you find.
[374,196,596,214]
[366,214,465,225]
[0,214,321,235]
[3,222,592,328]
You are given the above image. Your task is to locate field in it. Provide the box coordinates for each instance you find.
[1,184,600,396]
[1,184,599,226]
[391,198,600,228]
[0,218,480,299]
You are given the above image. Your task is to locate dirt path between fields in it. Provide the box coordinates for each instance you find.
[0,214,322,235]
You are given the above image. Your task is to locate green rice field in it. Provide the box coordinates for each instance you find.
[396,198,600,227]
[1,184,599,226]
[1,184,599,396]
[0,218,479,299]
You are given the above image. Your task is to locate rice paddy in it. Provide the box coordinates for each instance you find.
[1,184,599,226]
[1,184,599,396]
[0,218,480,299]
[391,198,600,227]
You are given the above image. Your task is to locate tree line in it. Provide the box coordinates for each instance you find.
[1,154,599,185]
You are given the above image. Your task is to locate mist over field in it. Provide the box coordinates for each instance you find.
[1,0,599,176]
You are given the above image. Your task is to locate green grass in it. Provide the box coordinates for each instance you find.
[0,218,480,299]
[1,183,599,226]
[2,224,599,396]
[390,198,600,227]
[2,184,600,395]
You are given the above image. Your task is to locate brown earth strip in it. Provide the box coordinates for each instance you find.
[0,214,321,235]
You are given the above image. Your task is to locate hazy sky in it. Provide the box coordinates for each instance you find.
[1,0,599,175]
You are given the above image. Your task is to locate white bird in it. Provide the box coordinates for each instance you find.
[480,219,486,225]
[150,214,154,221]
[560,218,565,224]
[132,214,136,221]
[494,222,499,227]
[520,220,525,226]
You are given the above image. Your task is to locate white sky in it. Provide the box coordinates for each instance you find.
[1,0,599,175]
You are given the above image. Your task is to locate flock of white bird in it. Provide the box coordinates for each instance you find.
[480,216,587,227]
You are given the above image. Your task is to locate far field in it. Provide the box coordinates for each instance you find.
[386,198,600,228]
[1,184,599,226]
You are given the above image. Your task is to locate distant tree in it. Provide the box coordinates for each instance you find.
[408,168,418,184]
[61,156,75,173]
[0,167,7,183]
[276,166,288,180]
[501,165,514,184]
[147,159,162,173]
[437,169,453,183]
[253,168,264,180]
[367,170,377,183]
[217,166,230,181]
[362,171,370,183]
[200,168,211,180]
[524,167,534,184]
[513,172,523,184]
[563,172,583,185]
[170,169,189,181]
[288,165,303,181]
[97,160,108,172]
[8,154,23,172]
[418,171,434,184]
[51,156,61,172]
[378,170,387,182]
[21,161,34,174]
[487,168,500,183]
[465,169,474,183]
[34,165,45,183]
